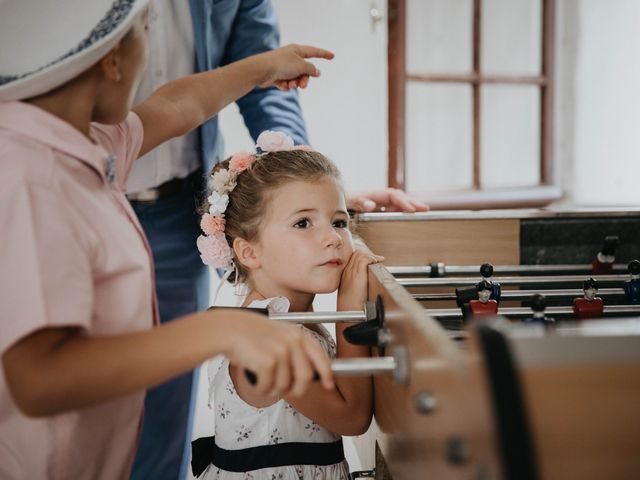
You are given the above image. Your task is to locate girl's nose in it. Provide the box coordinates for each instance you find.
[323,226,343,248]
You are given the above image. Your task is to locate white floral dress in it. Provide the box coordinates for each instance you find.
[201,297,350,480]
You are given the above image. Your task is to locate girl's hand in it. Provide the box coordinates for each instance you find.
[337,250,384,311]
[257,44,335,90]
[221,312,334,397]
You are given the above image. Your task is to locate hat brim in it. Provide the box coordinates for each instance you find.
[0,0,150,102]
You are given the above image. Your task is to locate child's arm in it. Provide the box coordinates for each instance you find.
[2,308,333,417]
[230,249,384,436]
[133,44,333,157]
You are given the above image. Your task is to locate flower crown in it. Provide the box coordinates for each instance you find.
[197,130,311,270]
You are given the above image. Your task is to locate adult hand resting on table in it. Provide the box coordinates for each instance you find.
[347,188,429,213]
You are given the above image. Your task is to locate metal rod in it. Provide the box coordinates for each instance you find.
[269,310,366,324]
[399,274,627,288]
[414,288,627,302]
[425,305,640,320]
[331,357,396,376]
[388,264,628,276]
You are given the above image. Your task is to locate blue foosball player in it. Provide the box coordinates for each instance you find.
[524,294,555,327]
[480,263,501,303]
[623,260,640,304]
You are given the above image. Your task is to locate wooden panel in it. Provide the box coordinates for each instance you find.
[521,364,640,480]
[367,263,502,479]
[357,212,640,479]
[356,219,520,266]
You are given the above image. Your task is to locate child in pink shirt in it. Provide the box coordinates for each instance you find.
[0,1,334,478]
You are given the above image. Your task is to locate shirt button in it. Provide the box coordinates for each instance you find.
[155,70,163,78]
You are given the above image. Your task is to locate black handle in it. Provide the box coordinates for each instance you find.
[244,369,321,386]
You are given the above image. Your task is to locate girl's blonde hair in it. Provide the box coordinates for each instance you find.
[206,149,342,283]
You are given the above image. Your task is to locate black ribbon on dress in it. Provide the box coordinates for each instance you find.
[191,436,344,477]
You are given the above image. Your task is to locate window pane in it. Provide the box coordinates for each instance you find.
[407,0,473,74]
[480,85,540,188]
[406,83,473,193]
[482,0,542,75]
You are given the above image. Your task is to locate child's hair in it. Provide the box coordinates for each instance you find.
[204,148,343,284]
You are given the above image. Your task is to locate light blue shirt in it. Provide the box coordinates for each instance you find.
[188,0,309,172]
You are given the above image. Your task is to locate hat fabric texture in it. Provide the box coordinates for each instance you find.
[0,0,150,102]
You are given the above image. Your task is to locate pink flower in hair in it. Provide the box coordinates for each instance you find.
[200,213,225,235]
[256,130,294,152]
[197,233,233,268]
[229,152,255,172]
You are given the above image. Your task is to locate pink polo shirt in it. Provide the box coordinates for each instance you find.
[0,102,158,479]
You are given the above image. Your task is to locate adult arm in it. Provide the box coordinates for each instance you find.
[222,0,309,144]
[133,44,332,157]
[3,308,334,417]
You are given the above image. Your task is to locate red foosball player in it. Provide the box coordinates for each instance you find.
[591,236,619,275]
[469,280,499,319]
[573,277,604,320]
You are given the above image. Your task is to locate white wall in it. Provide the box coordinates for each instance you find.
[218,0,388,194]
[220,1,640,207]
[557,0,640,205]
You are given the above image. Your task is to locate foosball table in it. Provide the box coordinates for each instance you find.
[253,207,640,479]
[347,207,640,480]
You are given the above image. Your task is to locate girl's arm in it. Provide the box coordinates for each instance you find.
[133,44,333,157]
[2,309,333,417]
[231,250,384,436]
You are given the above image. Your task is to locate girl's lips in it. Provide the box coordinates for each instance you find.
[321,259,342,266]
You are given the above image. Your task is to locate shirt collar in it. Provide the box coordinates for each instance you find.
[0,101,110,182]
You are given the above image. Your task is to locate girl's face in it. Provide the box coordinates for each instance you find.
[248,177,353,299]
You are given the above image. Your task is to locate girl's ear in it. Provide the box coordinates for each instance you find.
[99,43,122,82]
[233,237,261,270]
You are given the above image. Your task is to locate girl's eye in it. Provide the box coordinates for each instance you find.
[333,219,348,229]
[294,218,311,228]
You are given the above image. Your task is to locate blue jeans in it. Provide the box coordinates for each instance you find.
[130,180,210,480]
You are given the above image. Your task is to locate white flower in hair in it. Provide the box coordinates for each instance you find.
[256,130,295,152]
[209,168,237,194]
[208,191,229,215]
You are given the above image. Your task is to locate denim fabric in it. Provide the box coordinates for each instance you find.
[130,182,210,480]
[188,0,308,171]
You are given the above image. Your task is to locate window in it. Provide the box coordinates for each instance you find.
[388,0,561,208]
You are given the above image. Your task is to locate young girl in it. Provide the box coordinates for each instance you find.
[0,1,334,478]
[192,131,384,479]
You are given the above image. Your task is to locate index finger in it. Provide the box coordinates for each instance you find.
[295,44,335,61]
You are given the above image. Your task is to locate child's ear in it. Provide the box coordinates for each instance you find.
[233,237,260,270]
[99,44,122,82]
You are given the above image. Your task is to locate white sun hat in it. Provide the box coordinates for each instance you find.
[0,0,150,102]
